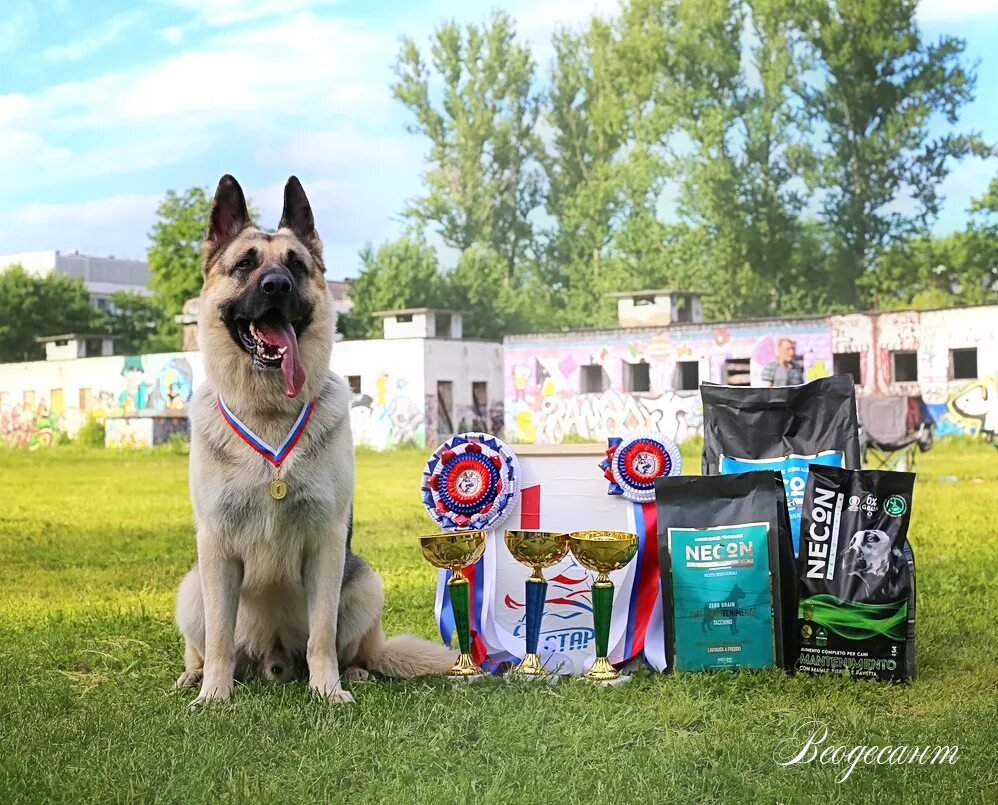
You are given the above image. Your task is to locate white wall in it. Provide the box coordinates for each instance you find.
[333,338,428,449]
[0,336,490,450]
[423,339,504,442]
[382,312,432,339]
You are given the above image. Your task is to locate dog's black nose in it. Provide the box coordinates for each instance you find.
[260,272,292,296]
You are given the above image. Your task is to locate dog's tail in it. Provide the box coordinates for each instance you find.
[363,632,457,679]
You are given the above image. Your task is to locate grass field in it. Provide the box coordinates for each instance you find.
[1,440,997,803]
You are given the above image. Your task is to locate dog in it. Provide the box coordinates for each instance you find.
[843,528,905,602]
[174,174,455,704]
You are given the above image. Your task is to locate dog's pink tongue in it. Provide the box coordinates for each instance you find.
[254,320,306,397]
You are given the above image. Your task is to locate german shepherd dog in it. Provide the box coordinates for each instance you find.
[174,175,454,703]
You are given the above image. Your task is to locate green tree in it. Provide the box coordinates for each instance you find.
[147,187,213,316]
[98,291,176,354]
[799,0,989,306]
[393,11,543,283]
[337,235,448,339]
[541,0,822,323]
[543,14,664,327]
[0,266,96,362]
[445,245,538,338]
[659,0,823,319]
[863,176,998,309]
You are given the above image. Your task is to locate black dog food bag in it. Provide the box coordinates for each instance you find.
[656,471,796,671]
[701,375,861,556]
[797,465,916,681]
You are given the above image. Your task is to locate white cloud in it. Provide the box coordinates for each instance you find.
[31,13,392,131]
[157,0,341,26]
[255,128,422,174]
[918,0,998,24]
[13,193,161,226]
[161,26,184,46]
[512,0,619,39]
[249,177,397,245]
[9,194,162,259]
[41,10,145,63]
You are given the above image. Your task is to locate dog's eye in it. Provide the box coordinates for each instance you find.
[288,255,306,273]
[235,257,254,271]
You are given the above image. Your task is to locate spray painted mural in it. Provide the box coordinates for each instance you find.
[934,378,998,441]
[349,374,425,449]
[506,306,998,445]
[0,401,62,449]
[505,322,833,444]
[0,353,197,448]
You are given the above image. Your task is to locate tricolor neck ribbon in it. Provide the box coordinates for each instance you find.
[217,395,315,467]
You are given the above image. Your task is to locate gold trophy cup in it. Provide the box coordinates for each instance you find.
[419,530,488,678]
[568,530,639,683]
[504,530,572,679]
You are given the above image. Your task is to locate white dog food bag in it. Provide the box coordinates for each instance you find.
[797,465,916,682]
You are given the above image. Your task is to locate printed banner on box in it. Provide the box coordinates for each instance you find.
[667,522,776,671]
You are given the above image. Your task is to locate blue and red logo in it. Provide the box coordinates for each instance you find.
[503,561,596,654]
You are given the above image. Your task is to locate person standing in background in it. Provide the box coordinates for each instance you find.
[760,337,803,386]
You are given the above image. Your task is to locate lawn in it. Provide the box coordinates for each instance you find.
[1,440,996,803]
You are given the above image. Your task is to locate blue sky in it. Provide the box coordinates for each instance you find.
[1,0,996,280]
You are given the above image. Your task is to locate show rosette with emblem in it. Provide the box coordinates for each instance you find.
[600,430,682,502]
[421,432,521,532]
[422,432,681,676]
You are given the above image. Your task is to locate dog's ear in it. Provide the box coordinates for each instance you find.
[204,174,251,260]
[279,176,322,256]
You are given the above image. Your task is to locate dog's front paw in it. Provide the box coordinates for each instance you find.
[191,676,234,707]
[173,669,203,689]
[309,676,354,703]
[344,666,370,683]
[324,688,355,704]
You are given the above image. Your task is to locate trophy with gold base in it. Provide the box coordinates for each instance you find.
[419,530,488,679]
[568,530,639,684]
[504,530,571,680]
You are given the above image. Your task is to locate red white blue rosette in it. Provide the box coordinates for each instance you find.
[598,429,682,502]
[422,432,521,531]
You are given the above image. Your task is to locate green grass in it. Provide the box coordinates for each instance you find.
[1,440,997,803]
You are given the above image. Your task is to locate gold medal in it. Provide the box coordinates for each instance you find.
[270,477,288,500]
[216,395,314,504]
[270,466,288,500]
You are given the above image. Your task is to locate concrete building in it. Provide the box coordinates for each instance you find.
[505,296,998,445]
[0,309,503,450]
[2,291,995,449]
[0,250,151,311]
[608,289,705,328]
[35,334,117,361]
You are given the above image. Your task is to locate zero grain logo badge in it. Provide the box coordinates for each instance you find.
[884,495,907,517]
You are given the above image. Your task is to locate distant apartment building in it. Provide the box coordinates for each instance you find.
[0,250,151,311]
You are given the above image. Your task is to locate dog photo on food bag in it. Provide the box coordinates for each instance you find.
[174,175,454,703]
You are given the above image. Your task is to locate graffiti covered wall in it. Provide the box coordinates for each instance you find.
[1,352,198,448]
[505,305,998,445]
[1,337,504,450]
[505,318,833,444]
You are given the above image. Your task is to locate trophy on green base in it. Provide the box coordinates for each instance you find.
[504,530,571,679]
[419,530,488,678]
[568,530,639,683]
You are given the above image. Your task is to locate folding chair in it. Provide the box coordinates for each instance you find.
[858,396,934,472]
